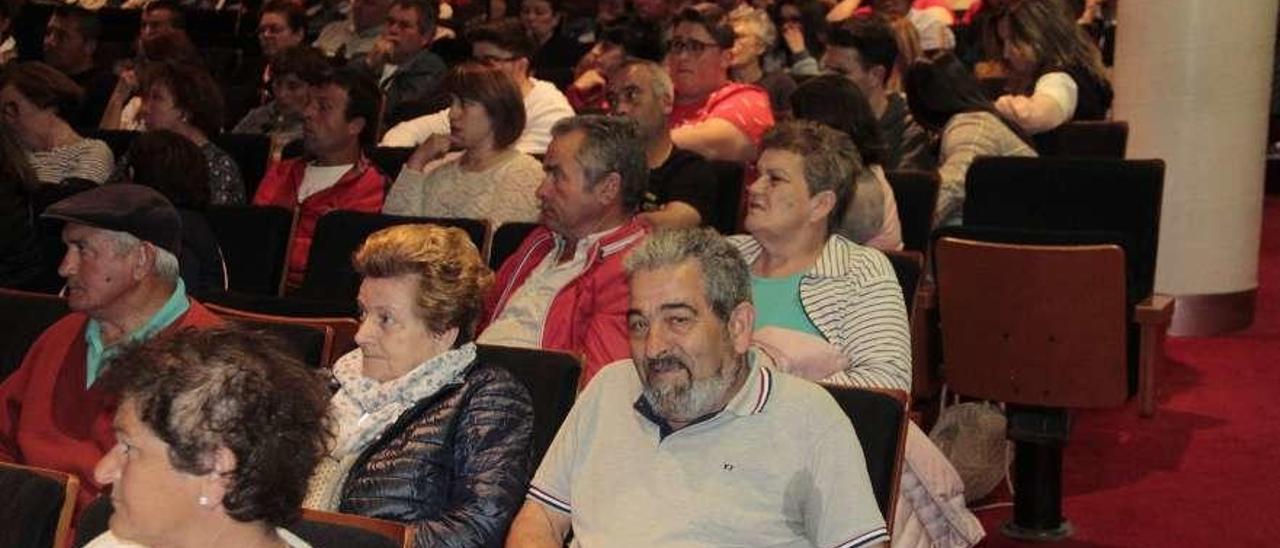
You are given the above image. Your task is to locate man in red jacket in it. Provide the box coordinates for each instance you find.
[0,184,222,510]
[254,67,388,287]
[478,115,649,386]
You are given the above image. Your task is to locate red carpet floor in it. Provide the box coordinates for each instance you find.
[973,195,1280,547]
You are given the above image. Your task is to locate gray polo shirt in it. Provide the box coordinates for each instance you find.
[528,359,888,547]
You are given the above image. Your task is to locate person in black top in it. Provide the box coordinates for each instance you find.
[994,0,1113,133]
[0,123,42,290]
[120,130,227,297]
[607,59,718,231]
[42,6,116,129]
[521,0,590,90]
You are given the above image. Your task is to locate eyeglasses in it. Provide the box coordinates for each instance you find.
[666,38,719,56]
[474,54,518,66]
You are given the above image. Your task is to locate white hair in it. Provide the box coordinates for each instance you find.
[102,229,181,282]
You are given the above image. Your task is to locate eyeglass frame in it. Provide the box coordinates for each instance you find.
[665,38,722,56]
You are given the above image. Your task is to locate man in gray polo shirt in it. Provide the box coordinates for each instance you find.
[506,228,888,548]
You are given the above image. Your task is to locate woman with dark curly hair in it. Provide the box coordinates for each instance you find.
[138,61,246,205]
[87,326,331,548]
[120,130,228,297]
[304,224,534,548]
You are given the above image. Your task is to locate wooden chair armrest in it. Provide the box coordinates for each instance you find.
[915,281,937,311]
[1135,294,1174,326]
[1135,294,1173,418]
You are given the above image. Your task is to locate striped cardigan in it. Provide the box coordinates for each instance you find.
[730,234,912,391]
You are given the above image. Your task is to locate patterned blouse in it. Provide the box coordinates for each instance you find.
[201,141,246,205]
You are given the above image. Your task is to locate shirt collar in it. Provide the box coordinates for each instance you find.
[84,279,190,387]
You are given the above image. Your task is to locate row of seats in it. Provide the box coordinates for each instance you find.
[0,284,914,542]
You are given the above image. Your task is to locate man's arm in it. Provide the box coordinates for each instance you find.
[505,500,572,548]
[638,201,702,230]
[671,118,757,163]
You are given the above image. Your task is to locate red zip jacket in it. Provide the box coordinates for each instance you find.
[481,219,648,386]
[253,155,387,286]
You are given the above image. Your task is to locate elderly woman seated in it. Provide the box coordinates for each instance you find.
[729,120,984,547]
[88,326,331,547]
[304,224,534,547]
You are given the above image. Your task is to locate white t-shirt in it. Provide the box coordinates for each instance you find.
[298,164,354,202]
[477,226,616,349]
[380,78,575,155]
[1034,71,1079,123]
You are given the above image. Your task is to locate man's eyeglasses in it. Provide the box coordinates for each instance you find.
[666,38,719,56]
[475,54,518,65]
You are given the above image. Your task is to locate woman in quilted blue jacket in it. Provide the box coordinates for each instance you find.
[304,223,534,548]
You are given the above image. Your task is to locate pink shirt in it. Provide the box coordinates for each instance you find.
[669,82,775,150]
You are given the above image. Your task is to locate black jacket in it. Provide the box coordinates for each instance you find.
[339,360,534,548]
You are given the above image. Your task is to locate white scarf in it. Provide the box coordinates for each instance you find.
[304,343,477,510]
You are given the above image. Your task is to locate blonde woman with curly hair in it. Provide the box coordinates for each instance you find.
[304,223,535,548]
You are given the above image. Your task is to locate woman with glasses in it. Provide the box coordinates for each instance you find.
[383,62,543,227]
[666,3,775,163]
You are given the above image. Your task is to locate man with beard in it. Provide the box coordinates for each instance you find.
[506,228,888,548]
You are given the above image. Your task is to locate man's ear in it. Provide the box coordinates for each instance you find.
[133,243,155,281]
[348,115,368,142]
[869,64,887,86]
[727,301,755,354]
[593,172,622,207]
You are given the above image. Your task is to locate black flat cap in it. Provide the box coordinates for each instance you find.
[42,184,183,258]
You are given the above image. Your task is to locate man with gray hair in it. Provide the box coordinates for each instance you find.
[608,58,719,230]
[478,114,650,385]
[507,228,888,548]
[0,184,222,511]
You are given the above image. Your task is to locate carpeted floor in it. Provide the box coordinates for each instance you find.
[973,195,1280,547]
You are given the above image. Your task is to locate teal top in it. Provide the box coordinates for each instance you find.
[83,279,189,387]
[750,273,821,336]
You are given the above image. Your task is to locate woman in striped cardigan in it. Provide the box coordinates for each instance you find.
[728,120,911,391]
[730,120,984,548]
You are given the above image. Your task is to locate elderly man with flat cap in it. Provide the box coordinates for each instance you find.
[0,184,222,510]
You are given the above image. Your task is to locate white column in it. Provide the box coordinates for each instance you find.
[1113,0,1278,335]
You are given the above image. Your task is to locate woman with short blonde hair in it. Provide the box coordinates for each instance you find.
[305,223,535,548]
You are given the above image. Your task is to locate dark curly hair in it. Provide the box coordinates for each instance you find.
[123,129,211,210]
[139,61,225,137]
[101,326,332,527]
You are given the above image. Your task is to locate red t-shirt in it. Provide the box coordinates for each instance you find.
[669,82,775,151]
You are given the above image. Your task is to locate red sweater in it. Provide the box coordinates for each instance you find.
[253,155,387,286]
[481,219,648,385]
[0,299,222,510]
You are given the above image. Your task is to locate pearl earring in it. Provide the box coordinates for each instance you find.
[198,495,210,506]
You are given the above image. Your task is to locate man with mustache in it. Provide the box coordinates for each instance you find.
[506,228,888,548]
[0,184,222,512]
[478,115,649,386]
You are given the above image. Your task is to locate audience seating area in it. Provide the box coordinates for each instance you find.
[1,0,1237,544]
